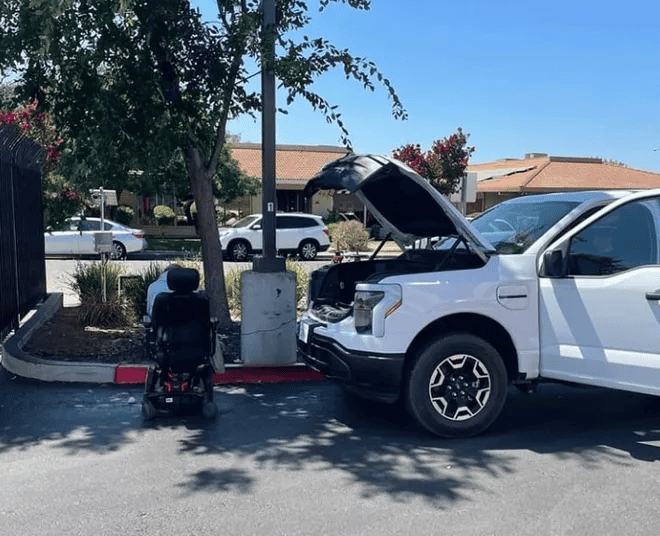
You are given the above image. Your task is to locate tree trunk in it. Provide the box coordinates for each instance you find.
[186,145,232,330]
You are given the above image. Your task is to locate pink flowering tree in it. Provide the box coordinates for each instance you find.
[0,100,82,231]
[392,128,475,196]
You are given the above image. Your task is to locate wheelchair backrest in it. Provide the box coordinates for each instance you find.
[151,268,211,364]
[166,267,200,293]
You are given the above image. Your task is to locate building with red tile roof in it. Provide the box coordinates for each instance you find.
[468,153,660,212]
[228,146,660,217]
[230,143,349,214]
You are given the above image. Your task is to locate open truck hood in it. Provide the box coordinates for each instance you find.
[304,154,495,260]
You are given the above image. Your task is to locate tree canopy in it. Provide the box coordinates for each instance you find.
[0,0,406,327]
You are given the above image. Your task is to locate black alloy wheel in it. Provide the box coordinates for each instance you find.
[229,240,250,262]
[406,333,508,438]
[298,239,319,260]
[111,241,127,260]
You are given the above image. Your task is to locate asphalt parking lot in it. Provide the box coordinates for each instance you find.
[2,367,660,536]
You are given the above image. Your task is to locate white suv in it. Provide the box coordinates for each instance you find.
[218,213,330,261]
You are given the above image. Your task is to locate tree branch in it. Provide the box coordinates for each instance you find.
[208,37,246,171]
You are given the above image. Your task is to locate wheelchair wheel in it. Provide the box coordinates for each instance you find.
[202,401,218,420]
[144,366,156,393]
[142,399,157,421]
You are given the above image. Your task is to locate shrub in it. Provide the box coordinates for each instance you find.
[153,205,176,225]
[327,222,339,242]
[323,210,343,225]
[70,257,306,327]
[71,261,179,327]
[120,262,166,319]
[115,205,135,226]
[224,259,309,319]
[69,261,134,327]
[287,258,310,310]
[225,267,242,318]
[333,220,369,252]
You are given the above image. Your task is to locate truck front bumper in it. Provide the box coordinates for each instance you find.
[297,329,405,403]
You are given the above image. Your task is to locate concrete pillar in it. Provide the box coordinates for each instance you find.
[240,270,297,366]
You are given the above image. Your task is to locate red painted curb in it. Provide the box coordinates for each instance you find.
[212,367,325,384]
[114,365,324,385]
[114,366,148,385]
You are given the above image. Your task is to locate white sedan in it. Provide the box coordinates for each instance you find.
[44,217,148,259]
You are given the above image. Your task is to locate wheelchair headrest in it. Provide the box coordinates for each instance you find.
[166,267,200,293]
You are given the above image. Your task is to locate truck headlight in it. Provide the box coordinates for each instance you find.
[354,284,402,336]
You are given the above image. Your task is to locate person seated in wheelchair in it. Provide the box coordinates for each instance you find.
[142,266,218,420]
[147,267,212,367]
[145,264,181,318]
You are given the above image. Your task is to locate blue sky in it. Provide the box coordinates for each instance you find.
[193,0,660,173]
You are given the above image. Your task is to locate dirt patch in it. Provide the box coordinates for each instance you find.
[23,306,242,365]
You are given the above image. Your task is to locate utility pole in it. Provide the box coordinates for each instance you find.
[253,0,283,274]
[241,0,297,366]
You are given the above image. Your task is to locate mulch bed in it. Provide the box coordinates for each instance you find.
[23,306,242,365]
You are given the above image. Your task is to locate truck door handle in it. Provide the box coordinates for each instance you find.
[645,289,660,301]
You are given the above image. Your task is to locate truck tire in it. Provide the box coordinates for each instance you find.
[406,333,508,438]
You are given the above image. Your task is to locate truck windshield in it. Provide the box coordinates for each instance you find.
[470,200,580,254]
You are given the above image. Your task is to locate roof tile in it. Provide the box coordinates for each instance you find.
[470,156,660,192]
[231,143,349,181]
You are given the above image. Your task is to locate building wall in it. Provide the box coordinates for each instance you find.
[308,190,333,217]
[480,192,521,211]
[332,192,364,213]
[218,194,256,219]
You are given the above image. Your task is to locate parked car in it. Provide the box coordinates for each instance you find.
[44,217,147,259]
[218,212,330,261]
[298,153,660,438]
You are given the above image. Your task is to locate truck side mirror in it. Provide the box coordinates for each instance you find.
[542,250,565,278]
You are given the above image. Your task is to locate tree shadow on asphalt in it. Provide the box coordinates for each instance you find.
[175,468,253,496]
[3,366,660,507]
[171,381,660,506]
[0,373,143,455]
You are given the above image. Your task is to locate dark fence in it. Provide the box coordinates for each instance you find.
[0,125,47,340]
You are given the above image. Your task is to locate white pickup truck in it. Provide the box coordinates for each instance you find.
[298,154,660,438]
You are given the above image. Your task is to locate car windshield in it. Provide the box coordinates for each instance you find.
[231,215,260,228]
[470,199,581,253]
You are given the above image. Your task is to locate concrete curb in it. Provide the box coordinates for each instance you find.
[2,293,118,383]
[1,293,324,385]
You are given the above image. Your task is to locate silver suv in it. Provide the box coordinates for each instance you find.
[219,213,330,261]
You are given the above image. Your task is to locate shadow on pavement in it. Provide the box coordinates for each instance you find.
[2,365,660,506]
[171,381,660,505]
